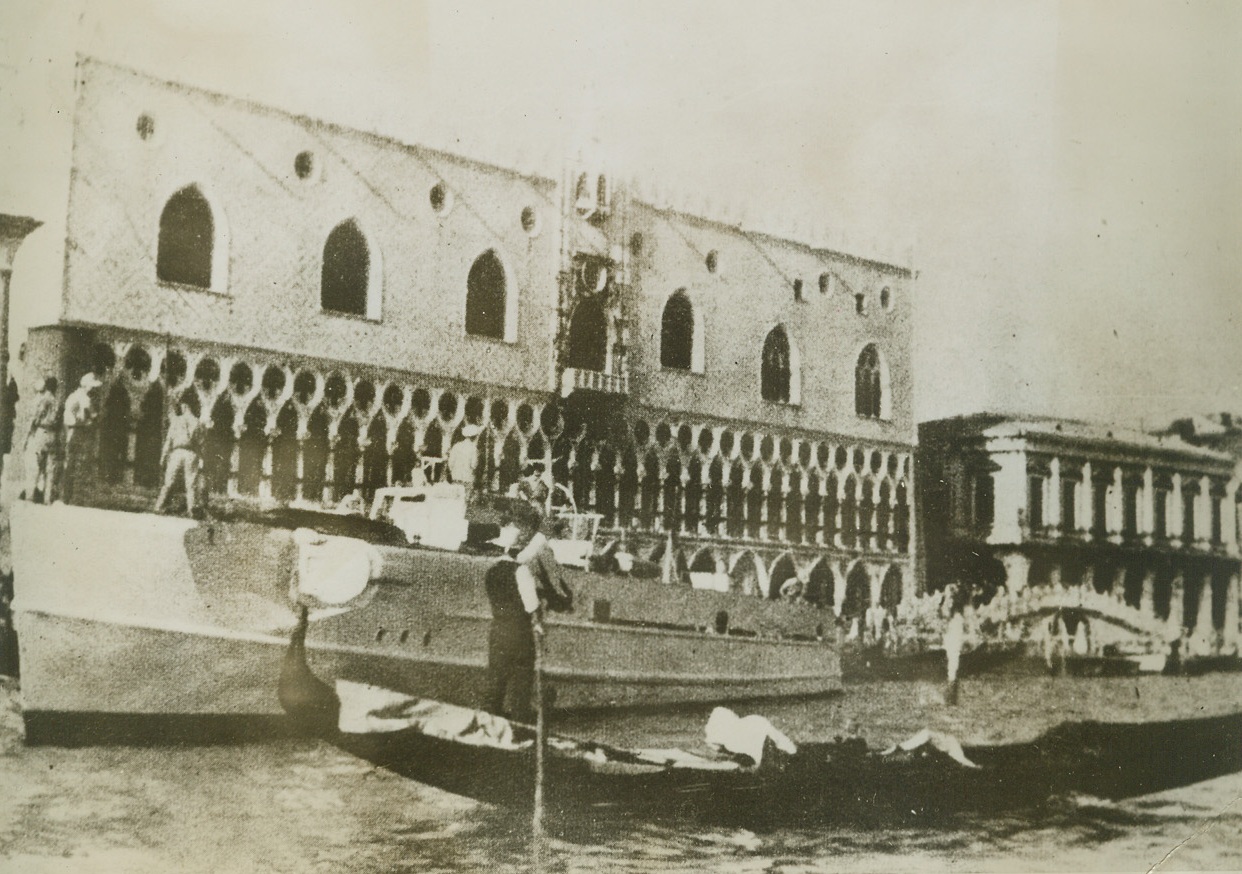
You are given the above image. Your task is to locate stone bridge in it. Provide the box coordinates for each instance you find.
[972,586,1169,641]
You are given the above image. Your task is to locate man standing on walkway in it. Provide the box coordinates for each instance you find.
[22,376,59,503]
[60,373,101,504]
[155,399,205,517]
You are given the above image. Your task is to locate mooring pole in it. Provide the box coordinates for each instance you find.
[531,611,547,870]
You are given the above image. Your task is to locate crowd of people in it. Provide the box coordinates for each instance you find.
[15,372,104,507]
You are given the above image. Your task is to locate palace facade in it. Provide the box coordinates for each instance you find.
[918,414,1241,656]
[20,58,918,617]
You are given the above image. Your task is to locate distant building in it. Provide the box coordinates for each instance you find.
[20,57,918,616]
[1163,412,1242,558]
[918,414,1240,655]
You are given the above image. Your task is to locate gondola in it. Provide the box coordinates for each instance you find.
[279,607,1242,826]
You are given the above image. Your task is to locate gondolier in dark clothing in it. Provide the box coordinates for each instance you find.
[155,400,205,517]
[483,511,543,724]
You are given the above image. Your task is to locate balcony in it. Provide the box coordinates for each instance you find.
[560,367,628,397]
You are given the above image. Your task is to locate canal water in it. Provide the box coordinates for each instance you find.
[2,674,1241,873]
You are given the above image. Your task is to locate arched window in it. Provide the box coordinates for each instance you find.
[661,291,694,370]
[761,326,791,403]
[321,219,372,317]
[157,185,216,289]
[855,344,884,418]
[466,250,507,339]
[566,297,607,371]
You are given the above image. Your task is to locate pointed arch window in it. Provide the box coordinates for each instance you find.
[157,185,223,290]
[855,344,886,419]
[566,297,607,371]
[321,219,380,318]
[466,250,508,340]
[761,325,796,404]
[660,290,695,371]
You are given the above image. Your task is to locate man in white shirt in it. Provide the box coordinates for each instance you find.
[61,373,102,504]
[447,423,481,498]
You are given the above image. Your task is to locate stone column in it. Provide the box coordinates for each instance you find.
[1047,456,1062,534]
[695,465,709,535]
[260,430,274,501]
[1191,572,1217,655]
[295,437,307,502]
[813,476,828,546]
[1170,473,1185,547]
[1141,466,1156,541]
[228,426,241,498]
[1166,571,1185,640]
[1224,573,1240,655]
[1140,569,1156,617]
[652,464,666,533]
[867,563,885,608]
[1222,485,1239,553]
[990,451,1027,544]
[773,469,788,543]
[323,437,336,503]
[1081,461,1095,539]
[1107,465,1124,543]
[756,470,771,541]
[832,559,849,617]
[830,478,844,549]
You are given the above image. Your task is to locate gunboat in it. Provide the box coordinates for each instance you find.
[11,482,840,740]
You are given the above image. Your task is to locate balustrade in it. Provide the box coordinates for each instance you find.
[84,338,912,561]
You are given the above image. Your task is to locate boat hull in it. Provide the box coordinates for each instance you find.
[11,502,840,734]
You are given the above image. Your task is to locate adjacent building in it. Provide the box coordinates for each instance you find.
[20,57,918,616]
[918,414,1241,655]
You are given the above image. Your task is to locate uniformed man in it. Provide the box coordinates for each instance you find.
[61,373,102,504]
[22,376,59,503]
[447,423,481,499]
[154,399,205,516]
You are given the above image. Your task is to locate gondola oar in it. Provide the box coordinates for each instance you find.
[531,609,547,870]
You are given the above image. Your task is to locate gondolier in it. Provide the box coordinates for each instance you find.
[483,515,543,724]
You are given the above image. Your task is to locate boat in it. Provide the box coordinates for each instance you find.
[10,483,840,742]
[278,616,1242,825]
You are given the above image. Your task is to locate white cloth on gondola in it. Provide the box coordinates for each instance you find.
[704,706,797,766]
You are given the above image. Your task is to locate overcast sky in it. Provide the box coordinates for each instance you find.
[1,0,1238,429]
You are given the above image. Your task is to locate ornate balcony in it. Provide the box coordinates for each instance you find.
[560,367,628,398]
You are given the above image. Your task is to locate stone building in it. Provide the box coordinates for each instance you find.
[20,57,918,617]
[918,414,1241,655]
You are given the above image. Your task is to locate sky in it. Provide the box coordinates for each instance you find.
[0,0,1238,429]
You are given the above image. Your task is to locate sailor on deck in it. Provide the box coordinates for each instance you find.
[155,399,205,517]
[22,376,59,503]
[61,373,101,504]
[447,423,481,500]
[514,460,550,513]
